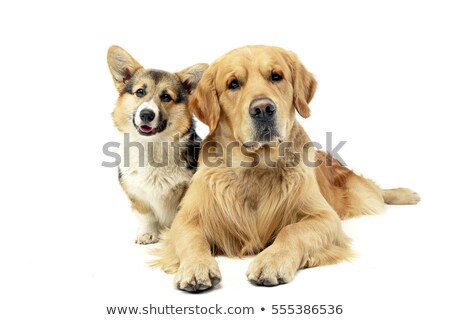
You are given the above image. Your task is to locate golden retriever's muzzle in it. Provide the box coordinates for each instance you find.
[248,97,280,144]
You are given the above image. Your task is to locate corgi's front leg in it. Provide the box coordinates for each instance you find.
[133,204,159,244]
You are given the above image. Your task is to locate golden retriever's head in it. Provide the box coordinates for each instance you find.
[190,45,316,147]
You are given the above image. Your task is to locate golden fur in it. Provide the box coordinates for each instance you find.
[152,45,420,291]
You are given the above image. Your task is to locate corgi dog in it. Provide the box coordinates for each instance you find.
[107,45,207,244]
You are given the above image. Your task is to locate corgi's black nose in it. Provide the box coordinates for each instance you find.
[140,109,155,123]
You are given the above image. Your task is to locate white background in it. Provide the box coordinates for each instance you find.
[1,0,449,319]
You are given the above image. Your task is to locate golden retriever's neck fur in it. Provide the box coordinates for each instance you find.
[197,166,307,257]
[195,121,314,256]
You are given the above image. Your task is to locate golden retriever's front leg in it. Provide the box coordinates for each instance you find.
[170,215,222,292]
[246,212,351,286]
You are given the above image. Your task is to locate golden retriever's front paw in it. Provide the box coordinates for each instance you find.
[135,232,159,244]
[246,250,298,286]
[174,257,222,292]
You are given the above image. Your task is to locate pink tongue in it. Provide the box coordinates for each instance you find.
[139,125,153,133]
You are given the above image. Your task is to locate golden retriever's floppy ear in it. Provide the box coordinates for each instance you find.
[286,51,317,118]
[176,63,209,95]
[107,45,142,92]
[189,65,220,133]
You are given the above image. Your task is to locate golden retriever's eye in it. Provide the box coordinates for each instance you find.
[228,79,240,90]
[271,72,283,82]
[135,88,146,97]
[160,92,172,102]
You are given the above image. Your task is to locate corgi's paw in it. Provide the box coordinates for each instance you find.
[135,231,159,244]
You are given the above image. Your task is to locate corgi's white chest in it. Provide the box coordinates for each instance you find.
[118,138,193,226]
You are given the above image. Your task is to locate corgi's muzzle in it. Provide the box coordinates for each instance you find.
[133,100,167,136]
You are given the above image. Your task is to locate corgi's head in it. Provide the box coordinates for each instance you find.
[107,45,207,139]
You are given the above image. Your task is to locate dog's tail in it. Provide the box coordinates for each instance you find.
[382,188,421,205]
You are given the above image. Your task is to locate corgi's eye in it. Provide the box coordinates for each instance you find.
[160,93,172,102]
[135,88,146,97]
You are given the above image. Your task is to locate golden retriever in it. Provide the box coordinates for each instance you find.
[152,45,420,292]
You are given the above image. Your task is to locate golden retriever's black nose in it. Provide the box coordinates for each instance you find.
[249,98,276,121]
[140,109,155,123]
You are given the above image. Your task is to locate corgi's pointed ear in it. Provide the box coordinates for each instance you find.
[107,45,143,92]
[176,63,209,95]
[285,51,317,118]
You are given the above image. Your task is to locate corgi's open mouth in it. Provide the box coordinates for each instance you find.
[136,120,167,136]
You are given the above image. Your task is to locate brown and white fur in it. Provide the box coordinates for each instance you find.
[107,45,207,244]
[151,45,421,291]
